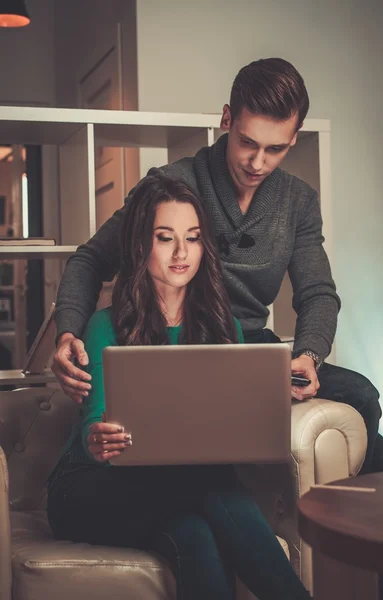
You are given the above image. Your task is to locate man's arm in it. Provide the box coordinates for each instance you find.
[54,203,127,341]
[52,199,128,402]
[288,190,341,362]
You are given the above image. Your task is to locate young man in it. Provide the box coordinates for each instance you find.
[52,58,381,473]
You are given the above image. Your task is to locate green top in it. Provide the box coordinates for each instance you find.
[55,308,244,467]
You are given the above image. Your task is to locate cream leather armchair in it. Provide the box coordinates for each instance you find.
[0,387,367,600]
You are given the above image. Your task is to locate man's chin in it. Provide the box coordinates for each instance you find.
[239,177,263,189]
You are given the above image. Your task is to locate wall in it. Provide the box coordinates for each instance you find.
[136,0,383,399]
[54,0,137,111]
[0,0,55,106]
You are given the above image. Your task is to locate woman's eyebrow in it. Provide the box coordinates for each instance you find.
[154,226,200,232]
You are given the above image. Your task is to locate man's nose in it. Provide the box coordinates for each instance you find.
[249,150,265,172]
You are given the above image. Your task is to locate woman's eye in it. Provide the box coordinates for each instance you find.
[187,236,201,242]
[157,234,172,242]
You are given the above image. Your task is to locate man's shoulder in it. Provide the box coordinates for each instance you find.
[149,157,198,192]
[278,167,317,199]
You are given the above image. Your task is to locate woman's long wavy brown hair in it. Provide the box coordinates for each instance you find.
[111,173,238,346]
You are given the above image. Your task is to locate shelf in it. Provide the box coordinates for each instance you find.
[0,330,15,337]
[0,369,56,386]
[0,106,330,147]
[0,246,77,259]
[0,107,221,146]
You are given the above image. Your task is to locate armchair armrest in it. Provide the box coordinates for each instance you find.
[291,398,368,497]
[0,445,11,600]
[291,398,367,593]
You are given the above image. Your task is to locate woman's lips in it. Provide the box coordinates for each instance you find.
[169,265,189,273]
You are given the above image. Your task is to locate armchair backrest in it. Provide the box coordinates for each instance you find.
[0,387,78,511]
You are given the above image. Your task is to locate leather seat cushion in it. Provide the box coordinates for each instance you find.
[11,510,289,600]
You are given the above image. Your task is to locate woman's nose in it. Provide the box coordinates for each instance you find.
[173,241,187,259]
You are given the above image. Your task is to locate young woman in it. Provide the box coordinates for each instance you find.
[47,174,311,600]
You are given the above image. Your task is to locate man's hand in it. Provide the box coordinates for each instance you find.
[51,333,92,404]
[87,418,132,462]
[291,354,320,401]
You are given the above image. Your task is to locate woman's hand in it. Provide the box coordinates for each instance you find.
[291,354,320,401]
[87,417,132,462]
[51,333,92,404]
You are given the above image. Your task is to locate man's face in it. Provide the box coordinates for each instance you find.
[221,106,299,193]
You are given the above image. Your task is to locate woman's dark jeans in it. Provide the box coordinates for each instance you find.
[47,458,311,600]
[244,329,382,474]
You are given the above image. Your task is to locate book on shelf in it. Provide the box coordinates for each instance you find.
[0,237,56,246]
[22,302,56,374]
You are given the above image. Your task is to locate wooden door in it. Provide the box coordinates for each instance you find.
[79,46,124,230]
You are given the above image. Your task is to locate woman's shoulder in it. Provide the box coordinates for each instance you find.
[233,317,244,343]
[87,307,113,328]
[84,307,116,344]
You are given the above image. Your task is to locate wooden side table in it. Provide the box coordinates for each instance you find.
[298,473,383,599]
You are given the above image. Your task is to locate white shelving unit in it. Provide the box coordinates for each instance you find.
[0,246,77,259]
[0,107,333,362]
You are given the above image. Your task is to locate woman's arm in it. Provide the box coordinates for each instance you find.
[80,309,129,462]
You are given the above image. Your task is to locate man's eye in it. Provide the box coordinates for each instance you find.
[270,147,283,153]
[157,235,172,242]
[241,139,252,145]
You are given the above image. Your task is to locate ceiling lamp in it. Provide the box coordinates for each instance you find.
[0,0,31,28]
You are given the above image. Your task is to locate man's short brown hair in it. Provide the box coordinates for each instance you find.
[230,58,309,129]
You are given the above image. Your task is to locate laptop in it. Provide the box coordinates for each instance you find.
[103,343,291,466]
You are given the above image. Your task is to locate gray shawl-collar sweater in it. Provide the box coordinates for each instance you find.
[55,134,340,360]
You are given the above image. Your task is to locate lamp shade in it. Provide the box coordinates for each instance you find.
[0,0,30,27]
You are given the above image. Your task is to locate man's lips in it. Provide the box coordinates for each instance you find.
[244,169,263,178]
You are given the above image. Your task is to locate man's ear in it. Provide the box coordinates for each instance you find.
[220,104,232,131]
[290,132,298,148]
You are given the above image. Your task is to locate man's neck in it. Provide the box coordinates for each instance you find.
[226,161,262,214]
[237,190,255,215]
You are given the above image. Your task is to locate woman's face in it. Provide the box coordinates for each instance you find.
[147,201,204,292]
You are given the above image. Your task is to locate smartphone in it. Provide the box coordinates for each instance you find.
[291,375,311,387]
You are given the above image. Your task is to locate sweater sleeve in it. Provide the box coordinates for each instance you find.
[80,309,118,460]
[54,204,127,340]
[288,190,341,360]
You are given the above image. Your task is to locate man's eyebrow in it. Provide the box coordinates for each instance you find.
[238,132,289,148]
[154,226,201,232]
